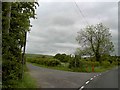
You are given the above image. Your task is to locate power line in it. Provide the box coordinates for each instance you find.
[73,3,86,25]
[73,0,89,26]
[72,2,87,27]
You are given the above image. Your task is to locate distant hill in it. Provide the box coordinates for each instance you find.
[26,53,53,58]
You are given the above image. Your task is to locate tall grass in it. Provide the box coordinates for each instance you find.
[13,72,37,88]
[2,65,38,88]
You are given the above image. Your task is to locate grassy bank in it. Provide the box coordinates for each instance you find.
[12,72,37,88]
[3,65,38,88]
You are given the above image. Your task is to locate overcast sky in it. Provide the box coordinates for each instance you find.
[26,1,118,56]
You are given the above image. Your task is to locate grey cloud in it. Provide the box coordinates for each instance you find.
[26,2,118,55]
[52,17,75,26]
[54,43,79,48]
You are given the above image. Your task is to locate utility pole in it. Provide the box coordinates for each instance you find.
[22,31,27,79]
[75,55,76,68]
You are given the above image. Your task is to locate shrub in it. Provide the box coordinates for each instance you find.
[54,53,70,63]
[27,58,35,63]
[42,56,46,58]
[112,61,118,65]
[101,61,111,68]
[27,57,61,67]
[46,59,61,66]
[69,56,80,68]
[80,60,100,67]
[93,61,100,67]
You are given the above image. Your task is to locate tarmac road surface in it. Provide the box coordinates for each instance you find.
[27,63,100,88]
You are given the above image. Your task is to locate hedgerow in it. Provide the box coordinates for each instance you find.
[27,57,61,67]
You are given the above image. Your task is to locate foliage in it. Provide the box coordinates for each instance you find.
[101,61,111,68]
[46,59,61,66]
[27,54,118,73]
[54,53,71,62]
[2,72,37,88]
[27,57,61,67]
[2,2,38,88]
[76,23,114,62]
[80,60,100,67]
[68,55,81,68]
[69,56,100,72]
[54,53,61,60]
[118,56,120,65]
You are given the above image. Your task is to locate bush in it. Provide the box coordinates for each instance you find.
[42,56,46,58]
[54,53,70,63]
[27,58,35,63]
[101,61,111,68]
[27,57,61,67]
[69,56,80,68]
[46,59,61,66]
[112,61,118,65]
[80,60,100,67]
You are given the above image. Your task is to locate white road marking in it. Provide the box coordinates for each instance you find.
[79,86,84,90]
[90,78,93,80]
[85,81,90,84]
[80,74,102,89]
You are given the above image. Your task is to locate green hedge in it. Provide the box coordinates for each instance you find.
[80,60,100,67]
[68,57,80,68]
[101,61,111,68]
[27,57,61,67]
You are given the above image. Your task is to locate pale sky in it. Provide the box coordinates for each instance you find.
[26,1,118,56]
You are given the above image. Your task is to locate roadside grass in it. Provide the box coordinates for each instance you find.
[3,65,38,88]
[94,65,118,72]
[15,65,37,88]
[28,62,72,72]
[28,62,118,73]
[13,72,37,88]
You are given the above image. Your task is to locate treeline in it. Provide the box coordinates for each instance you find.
[54,53,120,69]
[54,53,72,63]
[2,2,38,88]
[27,57,61,67]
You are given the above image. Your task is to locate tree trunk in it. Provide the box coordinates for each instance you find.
[95,53,101,62]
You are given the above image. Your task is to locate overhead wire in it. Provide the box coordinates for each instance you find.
[71,2,86,28]
[73,0,89,26]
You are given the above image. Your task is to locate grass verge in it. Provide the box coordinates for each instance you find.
[28,62,118,73]
[94,65,118,72]
[12,72,37,88]
[28,62,72,72]
[3,65,38,88]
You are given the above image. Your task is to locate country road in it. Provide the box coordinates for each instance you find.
[84,67,119,89]
[27,64,100,88]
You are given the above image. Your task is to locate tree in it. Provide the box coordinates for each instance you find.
[54,53,61,60]
[76,23,114,62]
[2,2,39,87]
[54,53,70,62]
